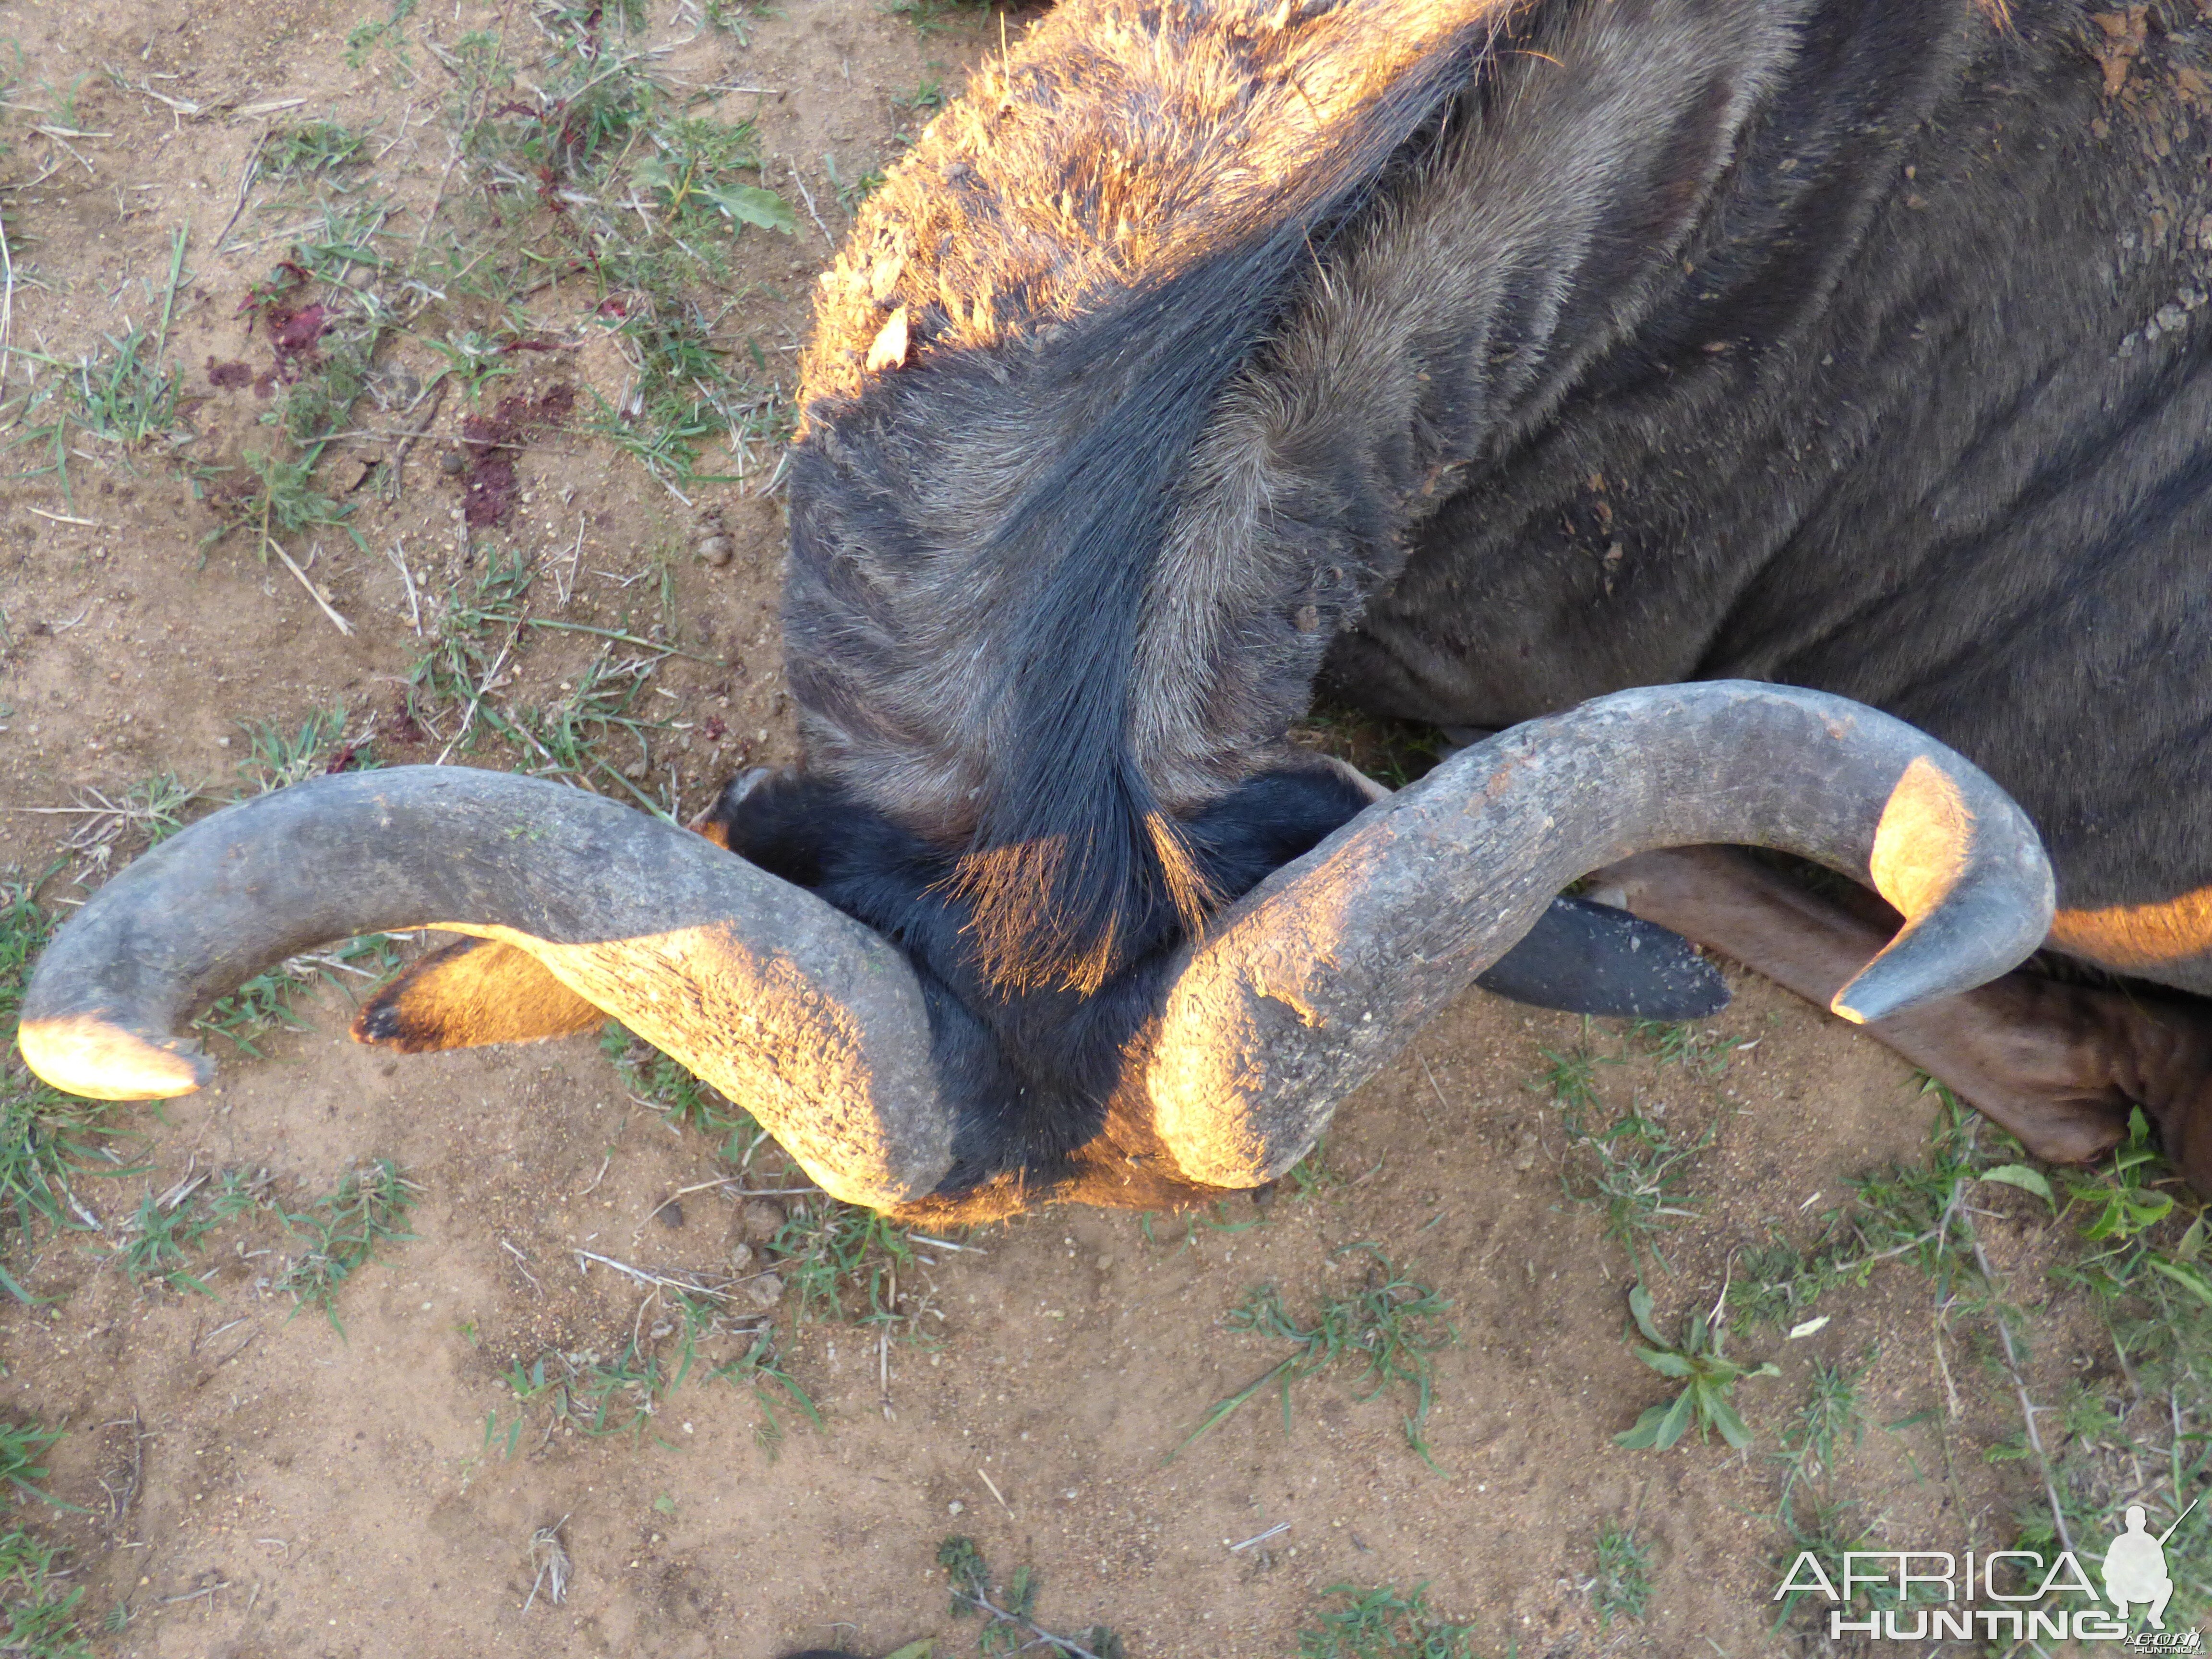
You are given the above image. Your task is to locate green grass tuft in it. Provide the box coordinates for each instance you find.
[0,1419,88,1658]
[1296,1582,1486,1659]
[1590,1519,1653,1627]
[274,1159,419,1332]
[1178,1247,1455,1468]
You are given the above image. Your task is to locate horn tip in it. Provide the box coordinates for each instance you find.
[17,1013,212,1100]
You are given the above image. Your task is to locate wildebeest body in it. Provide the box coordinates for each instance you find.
[1329,0,2212,962]
[729,0,2212,1197]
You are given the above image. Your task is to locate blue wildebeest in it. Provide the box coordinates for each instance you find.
[21,0,2200,1223]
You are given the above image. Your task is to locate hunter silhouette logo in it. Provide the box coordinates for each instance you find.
[2106,1499,2196,1633]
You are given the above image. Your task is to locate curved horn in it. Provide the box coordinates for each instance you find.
[17,768,951,1211]
[1144,680,2054,1188]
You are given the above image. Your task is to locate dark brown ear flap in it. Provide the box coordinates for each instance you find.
[352,935,606,1054]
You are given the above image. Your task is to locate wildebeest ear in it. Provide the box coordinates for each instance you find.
[1476,896,1730,1022]
[352,935,605,1054]
[694,767,842,889]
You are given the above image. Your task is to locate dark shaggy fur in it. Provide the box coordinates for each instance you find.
[705,761,1370,1199]
[724,0,2212,1204]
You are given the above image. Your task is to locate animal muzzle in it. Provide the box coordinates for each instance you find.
[17,680,2054,1211]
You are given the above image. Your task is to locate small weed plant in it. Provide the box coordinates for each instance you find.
[1615,1280,1778,1451]
[1179,1247,1456,1468]
[1590,1519,1653,1626]
[938,1536,1123,1659]
[486,1305,818,1458]
[770,1195,918,1329]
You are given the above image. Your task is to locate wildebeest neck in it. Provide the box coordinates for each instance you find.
[787,0,1506,992]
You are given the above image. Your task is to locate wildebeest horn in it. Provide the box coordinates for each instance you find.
[1143,680,2053,1188]
[16,769,951,1211]
[21,682,2049,1212]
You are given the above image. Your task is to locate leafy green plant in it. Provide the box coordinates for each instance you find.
[1179,1247,1456,1468]
[1297,1582,1484,1659]
[636,117,795,237]
[1615,1281,1778,1451]
[2063,1109,2178,1242]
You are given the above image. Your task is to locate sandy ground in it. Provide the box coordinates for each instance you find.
[0,1,2144,1656]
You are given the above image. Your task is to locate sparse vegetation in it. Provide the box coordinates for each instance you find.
[1539,1018,1734,1270]
[0,1419,88,1658]
[195,933,403,1060]
[258,119,372,181]
[274,1159,420,1331]
[1558,1097,1713,1270]
[11,229,192,505]
[0,873,121,1266]
[1296,1582,1485,1659]
[1179,1247,1455,1468]
[769,1194,920,1329]
[485,1300,817,1457]
[1590,1519,1653,1627]
[1726,1084,2004,1331]
[600,1022,764,1159]
[938,1536,1124,1659]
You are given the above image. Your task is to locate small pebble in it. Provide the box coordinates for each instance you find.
[653,1200,684,1230]
[729,1241,755,1271]
[698,534,734,566]
[739,1198,787,1240]
[745,1272,785,1310]
[438,450,466,476]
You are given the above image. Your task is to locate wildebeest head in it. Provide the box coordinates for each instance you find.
[19,0,2054,1221]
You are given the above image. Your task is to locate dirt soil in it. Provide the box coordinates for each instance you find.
[0,2,2136,1658]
